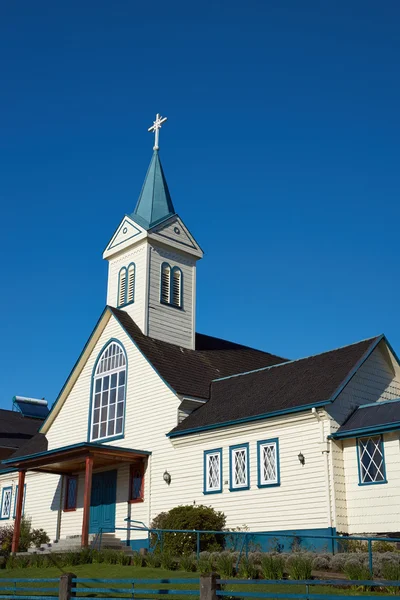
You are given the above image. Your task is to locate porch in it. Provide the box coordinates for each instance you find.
[2,442,151,553]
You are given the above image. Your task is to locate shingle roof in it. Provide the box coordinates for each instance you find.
[334,399,400,438]
[109,307,287,399]
[9,433,48,458]
[170,335,382,435]
[0,410,44,450]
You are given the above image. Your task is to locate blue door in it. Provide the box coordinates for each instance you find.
[89,470,117,534]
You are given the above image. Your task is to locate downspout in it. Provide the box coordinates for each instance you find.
[312,408,334,551]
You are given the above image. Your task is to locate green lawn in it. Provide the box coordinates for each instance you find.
[0,564,394,597]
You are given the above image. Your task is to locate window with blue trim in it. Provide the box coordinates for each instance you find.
[257,439,280,487]
[230,444,249,490]
[0,487,12,520]
[13,484,26,518]
[90,341,126,441]
[204,449,222,493]
[358,435,386,484]
[118,264,135,307]
[161,263,182,308]
[64,476,78,511]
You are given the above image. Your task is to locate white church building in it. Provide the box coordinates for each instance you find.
[2,116,400,553]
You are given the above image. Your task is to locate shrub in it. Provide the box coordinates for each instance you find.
[312,556,330,571]
[344,558,372,583]
[132,552,145,567]
[160,551,176,571]
[180,554,196,572]
[260,554,285,580]
[0,517,49,558]
[216,553,235,578]
[382,561,400,594]
[238,557,258,579]
[286,554,313,580]
[151,505,226,555]
[146,553,161,568]
[197,555,214,574]
[373,540,397,553]
[330,554,347,573]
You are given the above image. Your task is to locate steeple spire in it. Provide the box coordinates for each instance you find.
[131,150,176,230]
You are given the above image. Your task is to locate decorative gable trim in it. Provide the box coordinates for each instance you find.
[149,215,203,258]
[103,216,146,259]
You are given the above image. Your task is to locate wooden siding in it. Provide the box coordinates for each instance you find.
[328,343,400,425]
[147,243,195,349]
[169,413,331,532]
[342,432,400,534]
[106,240,148,333]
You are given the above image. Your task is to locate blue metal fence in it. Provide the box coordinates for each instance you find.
[0,577,59,599]
[72,577,200,599]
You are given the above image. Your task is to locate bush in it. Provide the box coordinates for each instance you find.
[180,554,196,572]
[160,551,176,571]
[373,540,397,553]
[151,505,226,555]
[260,554,285,580]
[382,561,400,594]
[238,557,258,579]
[344,558,372,582]
[330,554,347,573]
[132,552,145,567]
[0,517,49,558]
[216,552,235,578]
[197,554,214,574]
[312,556,330,571]
[286,554,313,580]
[145,553,161,568]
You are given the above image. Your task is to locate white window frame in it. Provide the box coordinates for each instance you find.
[0,487,12,520]
[357,435,387,485]
[204,449,222,494]
[90,341,127,442]
[258,439,280,487]
[229,444,249,490]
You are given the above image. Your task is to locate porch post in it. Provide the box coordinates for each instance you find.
[81,456,93,548]
[11,470,26,554]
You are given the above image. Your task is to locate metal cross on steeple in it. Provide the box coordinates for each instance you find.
[148,113,168,150]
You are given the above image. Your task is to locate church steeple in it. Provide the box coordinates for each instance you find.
[130,150,175,230]
[103,114,203,350]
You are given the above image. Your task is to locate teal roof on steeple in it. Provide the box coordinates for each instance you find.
[130,150,175,230]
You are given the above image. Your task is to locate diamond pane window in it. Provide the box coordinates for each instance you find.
[204,449,222,493]
[258,439,280,487]
[64,476,78,511]
[230,444,249,490]
[358,436,386,484]
[91,341,126,441]
[0,487,12,520]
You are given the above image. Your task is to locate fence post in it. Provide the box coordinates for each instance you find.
[200,572,220,600]
[59,572,76,600]
[368,539,373,575]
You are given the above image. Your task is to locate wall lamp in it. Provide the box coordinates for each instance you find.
[163,470,171,485]
[298,452,305,465]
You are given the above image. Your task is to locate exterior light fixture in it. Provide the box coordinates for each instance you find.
[298,452,305,465]
[163,470,171,485]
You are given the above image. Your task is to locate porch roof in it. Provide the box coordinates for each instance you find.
[1,442,151,475]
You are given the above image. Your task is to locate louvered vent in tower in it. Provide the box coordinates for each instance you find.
[127,263,135,303]
[172,268,182,308]
[118,267,127,307]
[161,263,171,304]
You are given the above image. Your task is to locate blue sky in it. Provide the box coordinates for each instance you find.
[1,1,399,409]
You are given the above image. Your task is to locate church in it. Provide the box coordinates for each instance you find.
[2,115,400,554]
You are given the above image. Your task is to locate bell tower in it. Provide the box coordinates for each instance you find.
[103,115,203,350]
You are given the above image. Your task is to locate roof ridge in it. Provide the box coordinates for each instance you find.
[358,397,400,410]
[212,334,383,383]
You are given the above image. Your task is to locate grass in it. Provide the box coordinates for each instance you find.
[0,564,395,598]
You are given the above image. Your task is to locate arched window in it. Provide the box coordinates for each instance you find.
[160,263,183,308]
[118,263,135,307]
[160,263,171,304]
[90,341,126,441]
[171,267,182,308]
[118,267,127,307]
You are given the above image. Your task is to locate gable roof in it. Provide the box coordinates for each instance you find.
[8,432,48,458]
[109,307,287,399]
[169,335,382,436]
[333,398,400,439]
[0,409,44,450]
